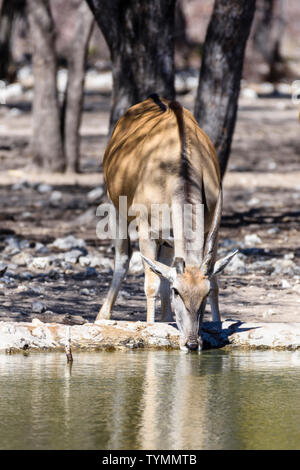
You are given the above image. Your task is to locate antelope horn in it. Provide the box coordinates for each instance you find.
[201,186,223,276]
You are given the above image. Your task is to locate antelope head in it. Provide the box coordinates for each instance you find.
[142,190,238,352]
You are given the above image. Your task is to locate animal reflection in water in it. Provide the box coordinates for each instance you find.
[2,352,299,450]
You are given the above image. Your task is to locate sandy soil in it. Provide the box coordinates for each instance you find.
[0,90,299,325]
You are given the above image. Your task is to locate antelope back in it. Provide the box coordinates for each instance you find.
[103,95,221,231]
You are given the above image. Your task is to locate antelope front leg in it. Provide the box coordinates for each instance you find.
[209,276,221,326]
[144,263,161,323]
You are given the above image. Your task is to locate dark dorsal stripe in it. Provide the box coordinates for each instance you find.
[169,100,199,203]
[148,93,167,112]
[168,101,187,176]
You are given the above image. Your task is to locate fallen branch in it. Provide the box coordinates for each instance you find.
[65,326,73,363]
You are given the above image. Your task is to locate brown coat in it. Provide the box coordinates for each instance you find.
[103,95,221,266]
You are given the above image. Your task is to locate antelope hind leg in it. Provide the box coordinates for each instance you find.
[96,217,131,321]
[208,233,221,327]
[139,220,160,323]
[209,276,221,328]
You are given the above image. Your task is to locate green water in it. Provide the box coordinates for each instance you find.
[1,349,300,450]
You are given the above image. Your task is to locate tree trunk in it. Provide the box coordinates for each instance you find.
[175,0,191,68]
[194,0,256,179]
[0,0,25,81]
[27,0,65,172]
[63,1,94,173]
[0,0,14,80]
[86,0,176,133]
[253,0,286,82]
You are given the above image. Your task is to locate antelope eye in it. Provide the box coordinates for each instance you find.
[172,287,180,297]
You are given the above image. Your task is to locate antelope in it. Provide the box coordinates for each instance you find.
[97,94,238,351]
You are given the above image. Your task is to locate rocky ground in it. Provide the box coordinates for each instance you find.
[0,75,299,326]
[3,319,300,353]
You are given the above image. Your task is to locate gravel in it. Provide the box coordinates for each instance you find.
[32,301,47,314]
[51,235,86,251]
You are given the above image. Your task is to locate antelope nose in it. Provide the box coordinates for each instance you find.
[186,341,199,351]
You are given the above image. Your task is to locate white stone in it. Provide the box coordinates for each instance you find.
[37,183,52,194]
[8,107,21,117]
[12,180,28,191]
[52,235,86,251]
[85,70,113,92]
[241,88,258,99]
[284,253,294,260]
[272,259,297,276]
[247,197,260,206]
[223,253,247,274]
[17,65,33,83]
[79,256,91,267]
[28,257,50,270]
[244,234,262,246]
[16,285,28,292]
[4,236,20,255]
[34,242,48,254]
[277,83,291,95]
[268,161,277,170]
[3,83,23,100]
[64,250,83,264]
[259,82,275,94]
[57,69,68,93]
[73,208,95,226]
[229,323,300,350]
[267,227,280,235]
[19,240,30,250]
[119,290,130,299]
[93,256,113,270]
[186,76,198,90]
[50,191,62,203]
[281,279,291,289]
[12,252,32,267]
[87,187,104,202]
[32,318,44,326]
[293,285,300,295]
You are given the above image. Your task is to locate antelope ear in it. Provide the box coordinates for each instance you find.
[212,249,239,277]
[141,255,176,283]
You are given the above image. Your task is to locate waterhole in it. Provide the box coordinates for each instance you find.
[1,349,300,450]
